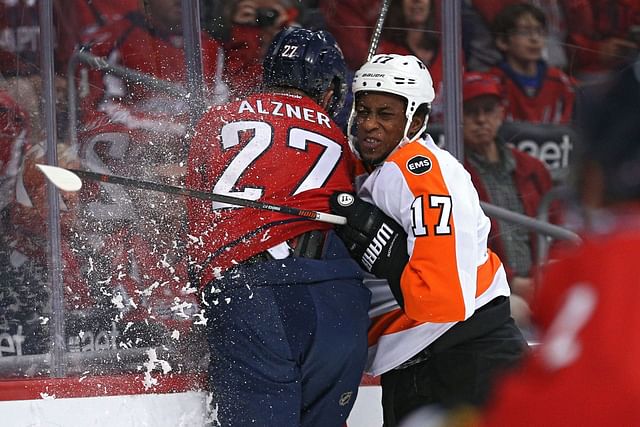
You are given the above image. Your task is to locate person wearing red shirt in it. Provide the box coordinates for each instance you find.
[78,0,222,128]
[71,0,221,352]
[565,0,640,82]
[186,28,370,426]
[319,0,384,71]
[75,0,223,223]
[478,49,640,427]
[221,0,302,98]
[488,3,576,124]
[375,0,446,122]
[461,72,557,329]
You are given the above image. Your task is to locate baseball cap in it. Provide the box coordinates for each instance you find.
[463,72,502,102]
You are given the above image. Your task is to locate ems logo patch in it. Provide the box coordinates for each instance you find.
[406,155,432,175]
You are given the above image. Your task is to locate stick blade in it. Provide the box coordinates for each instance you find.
[36,164,83,192]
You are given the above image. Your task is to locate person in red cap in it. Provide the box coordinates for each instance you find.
[462,71,557,332]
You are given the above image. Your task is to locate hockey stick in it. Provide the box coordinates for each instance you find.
[347,0,391,149]
[367,0,391,61]
[36,164,347,225]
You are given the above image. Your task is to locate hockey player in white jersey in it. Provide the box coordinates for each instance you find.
[330,54,526,426]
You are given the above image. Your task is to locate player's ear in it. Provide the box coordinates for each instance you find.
[407,113,425,139]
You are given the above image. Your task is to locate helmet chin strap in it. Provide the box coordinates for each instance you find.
[382,112,429,162]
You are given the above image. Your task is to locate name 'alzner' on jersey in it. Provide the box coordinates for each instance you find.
[237,98,333,128]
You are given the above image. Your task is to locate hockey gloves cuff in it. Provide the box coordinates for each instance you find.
[330,192,408,307]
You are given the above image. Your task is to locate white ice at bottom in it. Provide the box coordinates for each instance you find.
[1,391,211,427]
[1,385,383,426]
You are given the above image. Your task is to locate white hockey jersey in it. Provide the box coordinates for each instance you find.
[358,134,511,376]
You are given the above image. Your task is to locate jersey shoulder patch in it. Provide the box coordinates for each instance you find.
[405,154,432,175]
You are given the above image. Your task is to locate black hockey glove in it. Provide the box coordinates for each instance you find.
[330,192,408,307]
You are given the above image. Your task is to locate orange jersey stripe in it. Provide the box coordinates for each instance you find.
[396,142,466,322]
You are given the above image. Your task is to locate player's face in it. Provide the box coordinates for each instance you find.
[354,92,409,165]
[463,95,504,150]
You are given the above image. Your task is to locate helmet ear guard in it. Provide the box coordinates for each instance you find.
[350,54,436,158]
[263,27,348,120]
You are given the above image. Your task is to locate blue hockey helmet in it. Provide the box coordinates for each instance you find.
[263,27,347,119]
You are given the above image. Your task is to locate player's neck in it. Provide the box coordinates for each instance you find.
[506,56,537,77]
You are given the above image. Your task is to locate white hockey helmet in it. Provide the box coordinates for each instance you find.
[349,54,435,154]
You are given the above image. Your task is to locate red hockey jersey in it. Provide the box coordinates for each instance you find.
[480,206,640,426]
[186,92,356,287]
[488,65,575,124]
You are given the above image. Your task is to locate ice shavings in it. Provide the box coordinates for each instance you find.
[170,298,192,319]
[260,229,272,242]
[140,348,172,390]
[192,309,208,326]
[111,293,125,309]
[137,280,169,297]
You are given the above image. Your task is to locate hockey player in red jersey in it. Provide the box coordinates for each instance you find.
[329,54,526,426]
[477,51,640,427]
[186,28,370,426]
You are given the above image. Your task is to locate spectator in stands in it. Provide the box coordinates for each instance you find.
[220,0,303,98]
[79,0,222,109]
[489,3,576,124]
[566,0,640,83]
[319,0,383,71]
[376,0,445,121]
[470,0,571,71]
[477,52,640,427]
[462,71,557,329]
[462,0,503,72]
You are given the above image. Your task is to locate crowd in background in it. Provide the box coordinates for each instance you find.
[0,0,638,384]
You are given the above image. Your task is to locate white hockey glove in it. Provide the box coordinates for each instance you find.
[330,192,408,307]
